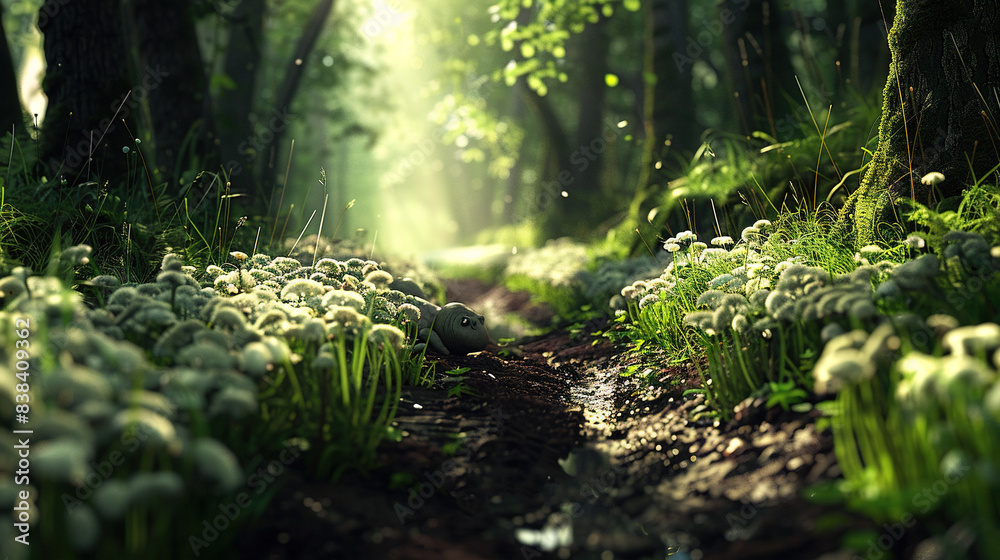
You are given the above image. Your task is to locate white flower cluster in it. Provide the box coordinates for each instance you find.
[0,246,425,551]
[813,317,1000,415]
[505,237,591,289]
[618,223,803,314]
[685,261,886,342]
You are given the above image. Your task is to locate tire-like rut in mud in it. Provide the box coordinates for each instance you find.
[237,284,882,560]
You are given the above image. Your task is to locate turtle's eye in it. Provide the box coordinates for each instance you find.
[461,317,470,327]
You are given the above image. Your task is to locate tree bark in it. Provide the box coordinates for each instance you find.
[123,0,211,181]
[218,0,265,183]
[38,0,134,183]
[837,0,1000,248]
[1,5,24,134]
[613,0,693,253]
[563,17,610,237]
[259,0,336,213]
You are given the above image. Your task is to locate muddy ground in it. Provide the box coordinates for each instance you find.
[235,280,936,560]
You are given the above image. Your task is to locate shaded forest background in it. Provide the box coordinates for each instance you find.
[1,0,894,256]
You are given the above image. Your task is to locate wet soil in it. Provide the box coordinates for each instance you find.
[235,280,892,560]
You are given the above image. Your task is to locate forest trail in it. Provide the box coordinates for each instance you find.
[236,281,878,560]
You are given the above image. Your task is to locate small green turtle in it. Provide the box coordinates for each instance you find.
[411,299,489,356]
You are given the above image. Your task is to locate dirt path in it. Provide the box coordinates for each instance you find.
[235,282,883,560]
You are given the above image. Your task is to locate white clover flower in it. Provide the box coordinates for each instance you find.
[702,248,728,260]
[112,408,178,448]
[210,306,247,332]
[820,322,846,343]
[241,342,274,378]
[325,305,368,328]
[621,285,637,299]
[178,342,234,369]
[191,438,243,493]
[676,230,697,242]
[208,386,257,419]
[920,171,945,186]
[364,270,394,290]
[322,289,367,312]
[708,273,735,290]
[683,310,713,329]
[397,303,421,322]
[859,244,883,254]
[664,242,681,253]
[905,236,926,250]
[369,324,406,349]
[731,314,749,332]
[744,277,771,294]
[34,439,91,484]
[312,352,336,369]
[746,262,768,279]
[160,253,184,272]
[127,472,185,507]
[942,323,1000,357]
[638,293,660,309]
[690,241,708,253]
[91,480,129,520]
[752,219,772,229]
[204,264,225,280]
[300,318,328,344]
[230,251,249,262]
[696,290,726,308]
[741,226,759,243]
[939,355,994,389]
[281,278,325,301]
[813,348,874,394]
[0,276,27,300]
[711,236,734,247]
[647,278,669,291]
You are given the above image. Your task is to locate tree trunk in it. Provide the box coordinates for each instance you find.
[837,0,1000,248]
[38,0,134,183]
[259,0,336,214]
[613,0,693,254]
[563,17,610,237]
[218,0,265,184]
[652,0,695,153]
[1,4,24,133]
[123,0,211,182]
[517,83,574,232]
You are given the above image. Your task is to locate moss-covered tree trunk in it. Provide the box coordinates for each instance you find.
[838,0,1000,248]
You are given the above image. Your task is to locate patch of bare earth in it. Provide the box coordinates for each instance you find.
[236,282,891,560]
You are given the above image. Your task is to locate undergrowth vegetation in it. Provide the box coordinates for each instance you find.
[611,172,1000,558]
[0,221,435,558]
